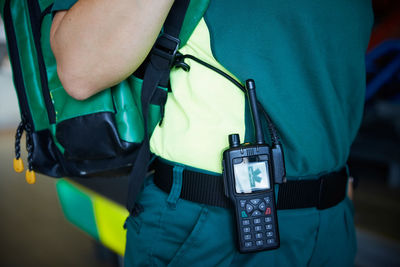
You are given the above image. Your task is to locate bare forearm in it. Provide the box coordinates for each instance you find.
[50,0,174,100]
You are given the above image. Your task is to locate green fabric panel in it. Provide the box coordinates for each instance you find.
[38,0,53,11]
[51,0,77,12]
[10,1,49,130]
[49,123,65,153]
[41,12,64,94]
[307,197,357,266]
[51,87,114,123]
[111,75,166,143]
[204,0,373,177]
[112,78,144,143]
[40,7,66,150]
[122,76,166,142]
[179,0,210,47]
[126,77,143,118]
[1,0,58,131]
[56,179,99,240]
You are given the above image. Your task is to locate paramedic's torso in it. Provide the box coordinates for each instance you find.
[150,0,373,178]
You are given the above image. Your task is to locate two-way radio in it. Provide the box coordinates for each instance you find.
[222,79,284,253]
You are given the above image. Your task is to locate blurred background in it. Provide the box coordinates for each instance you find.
[1,1,400,266]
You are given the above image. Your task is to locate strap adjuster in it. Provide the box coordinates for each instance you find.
[152,33,180,66]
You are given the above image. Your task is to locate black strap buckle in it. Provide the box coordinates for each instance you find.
[152,33,180,66]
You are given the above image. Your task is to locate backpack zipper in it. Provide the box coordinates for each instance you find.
[3,0,34,127]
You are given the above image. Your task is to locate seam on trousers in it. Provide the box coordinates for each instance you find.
[307,210,321,267]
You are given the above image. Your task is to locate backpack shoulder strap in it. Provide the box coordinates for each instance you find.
[126,0,191,213]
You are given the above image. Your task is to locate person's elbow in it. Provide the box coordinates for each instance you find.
[50,18,100,100]
[57,67,94,100]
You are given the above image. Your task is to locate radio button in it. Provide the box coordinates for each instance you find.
[246,204,254,213]
[251,210,262,217]
[245,242,253,248]
[255,226,262,231]
[242,220,250,226]
[265,207,272,215]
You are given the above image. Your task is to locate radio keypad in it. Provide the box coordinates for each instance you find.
[238,197,277,249]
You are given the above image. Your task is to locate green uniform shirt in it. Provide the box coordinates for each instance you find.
[52,0,75,12]
[53,0,373,177]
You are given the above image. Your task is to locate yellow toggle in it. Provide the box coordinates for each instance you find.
[25,170,36,184]
[13,158,24,173]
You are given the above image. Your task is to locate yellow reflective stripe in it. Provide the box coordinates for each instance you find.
[150,18,245,173]
[57,179,100,241]
[92,194,129,256]
[60,180,129,255]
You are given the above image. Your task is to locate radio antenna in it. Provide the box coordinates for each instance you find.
[246,79,264,145]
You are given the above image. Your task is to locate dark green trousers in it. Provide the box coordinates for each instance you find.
[124,173,356,266]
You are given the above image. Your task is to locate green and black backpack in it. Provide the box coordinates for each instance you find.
[0,0,207,212]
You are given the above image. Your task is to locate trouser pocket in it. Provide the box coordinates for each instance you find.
[124,179,209,267]
[124,178,236,267]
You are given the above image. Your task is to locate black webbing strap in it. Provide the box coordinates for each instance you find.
[154,159,232,208]
[126,0,190,213]
[277,170,348,210]
[153,159,349,210]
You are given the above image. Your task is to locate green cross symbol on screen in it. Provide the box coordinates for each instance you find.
[248,166,262,187]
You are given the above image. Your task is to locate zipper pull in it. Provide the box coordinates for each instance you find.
[13,121,25,173]
[26,169,36,184]
[13,158,24,173]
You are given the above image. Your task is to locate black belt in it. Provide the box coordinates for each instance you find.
[153,159,348,210]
